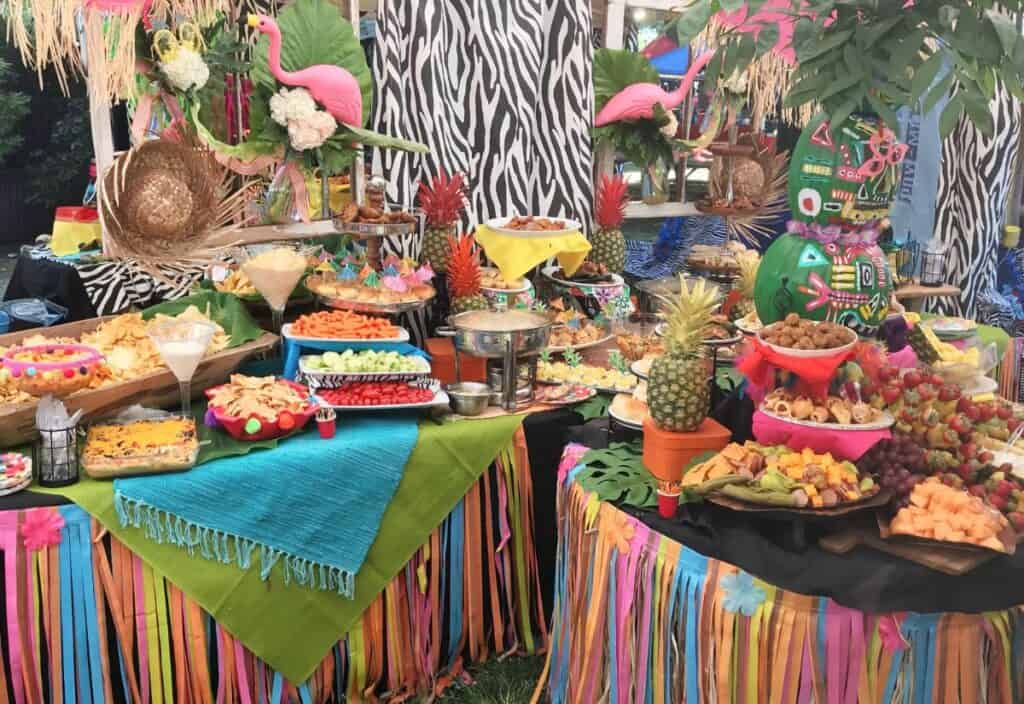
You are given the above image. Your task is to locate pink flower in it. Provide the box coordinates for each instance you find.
[878,614,908,652]
[558,443,590,481]
[20,508,65,551]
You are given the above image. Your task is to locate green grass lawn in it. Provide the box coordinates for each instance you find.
[421,655,545,704]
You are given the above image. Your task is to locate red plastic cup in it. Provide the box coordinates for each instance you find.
[656,489,681,519]
[317,417,336,439]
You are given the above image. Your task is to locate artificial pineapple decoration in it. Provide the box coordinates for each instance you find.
[417,170,468,273]
[589,174,628,273]
[447,233,489,314]
[728,251,760,322]
[647,276,719,433]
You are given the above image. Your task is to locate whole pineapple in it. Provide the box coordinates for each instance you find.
[447,233,489,314]
[589,174,628,273]
[417,170,468,273]
[647,276,719,432]
[729,252,760,322]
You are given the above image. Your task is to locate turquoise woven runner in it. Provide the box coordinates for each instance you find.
[113,416,419,596]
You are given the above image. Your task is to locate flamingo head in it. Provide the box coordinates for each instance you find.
[246,14,278,36]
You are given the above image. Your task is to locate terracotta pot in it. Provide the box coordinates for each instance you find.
[642,415,731,482]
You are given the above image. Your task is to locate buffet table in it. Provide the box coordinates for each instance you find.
[545,434,1024,704]
[0,409,576,703]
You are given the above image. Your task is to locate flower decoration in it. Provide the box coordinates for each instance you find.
[21,508,65,551]
[878,614,908,652]
[720,571,766,616]
[607,512,636,554]
[558,443,590,480]
[415,263,435,283]
[269,88,337,152]
[382,275,408,293]
[153,24,210,93]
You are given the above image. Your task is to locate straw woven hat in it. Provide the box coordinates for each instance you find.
[100,139,222,259]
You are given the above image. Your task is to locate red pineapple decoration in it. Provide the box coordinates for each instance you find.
[418,170,468,228]
[595,174,629,229]
[591,174,629,272]
[418,170,469,272]
[446,233,487,313]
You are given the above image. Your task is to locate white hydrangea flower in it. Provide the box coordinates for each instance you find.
[287,109,337,151]
[270,88,318,127]
[160,48,209,92]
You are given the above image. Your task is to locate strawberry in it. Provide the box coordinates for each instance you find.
[997,405,1013,420]
[957,397,974,414]
[903,370,923,389]
[938,384,961,402]
[969,485,987,498]
[989,494,1008,511]
[996,480,1015,498]
[882,385,903,405]
[978,404,996,422]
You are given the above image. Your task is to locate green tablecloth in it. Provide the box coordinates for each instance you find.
[36,413,525,682]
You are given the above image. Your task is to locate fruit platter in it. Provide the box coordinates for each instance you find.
[880,478,1016,554]
[300,350,431,386]
[314,379,447,411]
[485,215,581,237]
[283,310,408,343]
[538,359,637,393]
[685,443,887,515]
[206,375,318,441]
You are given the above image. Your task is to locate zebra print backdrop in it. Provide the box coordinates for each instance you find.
[929,84,1021,320]
[371,0,595,343]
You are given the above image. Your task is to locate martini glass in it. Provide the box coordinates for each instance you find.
[148,319,217,417]
[238,245,311,335]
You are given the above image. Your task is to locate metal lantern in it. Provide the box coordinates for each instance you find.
[919,243,948,287]
[34,423,80,487]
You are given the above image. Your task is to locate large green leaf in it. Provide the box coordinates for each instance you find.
[142,291,266,348]
[676,2,714,46]
[910,51,945,103]
[939,93,963,138]
[192,104,283,162]
[336,124,429,154]
[251,0,373,127]
[577,442,657,508]
[593,49,660,114]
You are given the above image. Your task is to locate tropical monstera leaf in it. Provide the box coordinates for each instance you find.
[251,0,373,127]
[576,442,657,508]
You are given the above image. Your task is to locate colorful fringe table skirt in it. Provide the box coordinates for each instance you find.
[546,448,1024,704]
[0,436,547,703]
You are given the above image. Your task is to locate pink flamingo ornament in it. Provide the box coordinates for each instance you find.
[247,14,363,127]
[594,51,713,127]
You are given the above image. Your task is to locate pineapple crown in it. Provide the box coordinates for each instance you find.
[658,275,719,358]
[418,170,468,228]
[446,233,482,298]
[736,252,760,298]
[594,173,628,230]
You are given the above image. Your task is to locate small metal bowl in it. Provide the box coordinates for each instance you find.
[446,382,492,416]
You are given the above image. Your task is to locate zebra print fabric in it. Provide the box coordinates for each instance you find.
[24,246,204,316]
[370,0,595,343]
[929,83,1021,320]
[371,1,594,229]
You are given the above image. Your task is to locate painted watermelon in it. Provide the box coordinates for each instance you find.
[754,233,892,335]
[788,113,906,228]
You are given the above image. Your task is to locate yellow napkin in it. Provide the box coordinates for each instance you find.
[474,225,591,283]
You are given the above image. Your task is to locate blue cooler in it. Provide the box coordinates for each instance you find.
[1,299,69,332]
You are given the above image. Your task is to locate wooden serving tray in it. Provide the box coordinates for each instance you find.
[0,316,277,446]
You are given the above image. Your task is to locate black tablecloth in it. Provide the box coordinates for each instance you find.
[3,251,98,322]
[569,417,1024,615]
